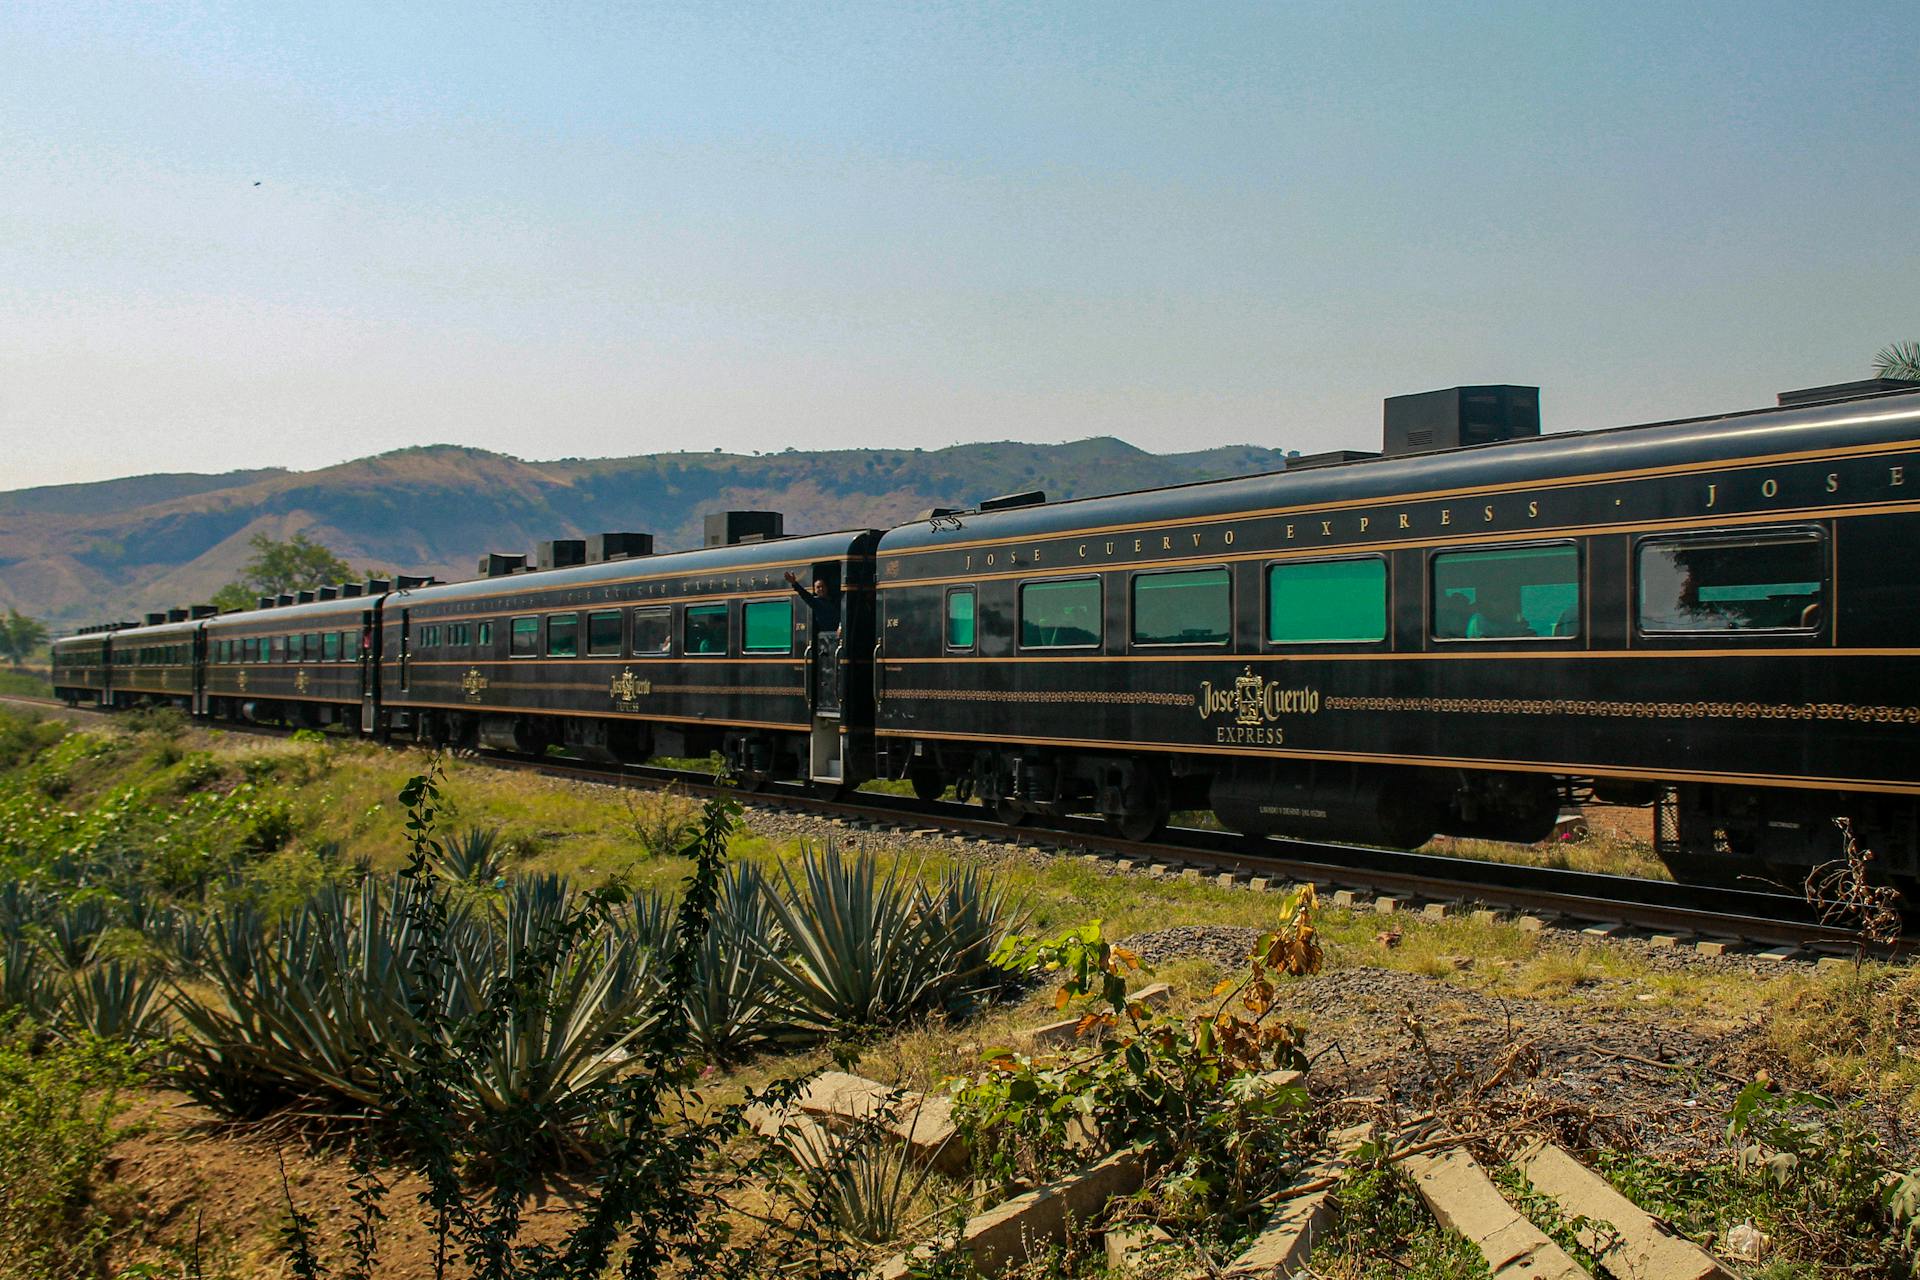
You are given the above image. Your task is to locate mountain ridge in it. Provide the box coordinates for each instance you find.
[0,437,1294,628]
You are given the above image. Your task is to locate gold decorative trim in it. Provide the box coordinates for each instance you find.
[1323,695,1920,724]
[885,687,1191,706]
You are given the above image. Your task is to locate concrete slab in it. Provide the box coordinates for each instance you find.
[1694,939,1737,957]
[1401,1144,1589,1278]
[1517,1141,1731,1279]
[1516,914,1559,933]
[1757,945,1803,963]
[1130,981,1174,1010]
[1422,901,1454,920]
[1373,896,1404,914]
[873,1147,1146,1279]
[1246,876,1274,893]
[1216,872,1242,890]
[1103,1222,1171,1273]
[793,1071,968,1176]
[1471,908,1507,926]
[1331,889,1364,910]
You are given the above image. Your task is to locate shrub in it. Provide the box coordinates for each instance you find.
[622,783,701,858]
[0,1021,146,1280]
[682,861,803,1063]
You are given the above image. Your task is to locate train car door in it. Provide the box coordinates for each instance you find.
[358,608,378,734]
[398,608,412,693]
[805,561,845,783]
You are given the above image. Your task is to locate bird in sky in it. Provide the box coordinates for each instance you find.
[252,181,261,186]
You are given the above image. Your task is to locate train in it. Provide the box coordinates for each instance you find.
[52,379,1920,888]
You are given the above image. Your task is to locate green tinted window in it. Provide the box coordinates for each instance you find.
[743,599,792,653]
[1019,578,1101,649]
[546,614,579,657]
[1132,568,1230,646]
[510,617,539,656]
[306,633,322,659]
[322,632,340,661]
[946,589,976,650]
[286,634,302,662]
[1432,545,1579,640]
[588,609,623,656]
[1638,532,1824,633]
[477,621,493,648]
[684,604,728,654]
[631,608,670,654]
[1268,558,1387,644]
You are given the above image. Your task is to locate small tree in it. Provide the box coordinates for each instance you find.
[210,533,359,613]
[0,610,49,668]
[1874,341,1920,382]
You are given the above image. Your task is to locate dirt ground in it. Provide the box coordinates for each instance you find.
[100,951,1805,1280]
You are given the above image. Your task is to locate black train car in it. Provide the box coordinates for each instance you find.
[97,616,204,710]
[376,526,879,789]
[52,626,119,705]
[872,386,1920,883]
[202,591,381,730]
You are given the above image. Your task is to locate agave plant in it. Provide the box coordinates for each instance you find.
[784,1109,945,1245]
[759,844,1016,1034]
[681,863,802,1064]
[0,881,53,943]
[435,825,508,884]
[46,897,109,970]
[175,869,660,1152]
[0,938,66,1022]
[66,959,169,1041]
[915,863,1023,1007]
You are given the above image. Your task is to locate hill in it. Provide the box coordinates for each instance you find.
[0,439,1291,628]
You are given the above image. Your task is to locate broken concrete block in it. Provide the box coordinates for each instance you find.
[1401,1143,1589,1278]
[873,1147,1146,1279]
[1103,1222,1171,1273]
[1516,1141,1730,1280]
[793,1071,968,1176]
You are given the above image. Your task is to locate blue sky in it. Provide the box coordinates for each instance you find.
[3,1,1915,488]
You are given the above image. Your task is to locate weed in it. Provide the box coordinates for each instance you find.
[1313,1163,1491,1278]
[621,783,701,858]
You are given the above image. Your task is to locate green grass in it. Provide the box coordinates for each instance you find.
[0,670,51,699]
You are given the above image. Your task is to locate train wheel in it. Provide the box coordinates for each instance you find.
[991,795,1028,828]
[1105,807,1167,843]
[910,769,946,802]
[737,773,769,794]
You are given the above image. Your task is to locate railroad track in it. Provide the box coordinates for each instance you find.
[5,694,1904,958]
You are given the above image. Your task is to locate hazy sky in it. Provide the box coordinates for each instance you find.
[4,1,1916,491]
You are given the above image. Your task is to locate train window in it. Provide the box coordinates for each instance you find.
[322,632,340,662]
[587,610,623,656]
[684,604,728,655]
[546,614,579,658]
[242,638,256,662]
[946,588,976,651]
[1132,567,1230,647]
[452,623,471,647]
[305,632,322,660]
[1268,557,1389,645]
[631,607,671,654]
[510,617,539,657]
[743,600,792,653]
[1431,544,1580,641]
[1637,530,1825,633]
[477,621,493,649]
[1019,577,1102,649]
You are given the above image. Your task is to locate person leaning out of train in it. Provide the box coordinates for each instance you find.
[784,571,841,632]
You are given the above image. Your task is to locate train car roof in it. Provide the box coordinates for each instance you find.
[87,618,205,644]
[388,527,881,609]
[204,597,371,632]
[877,389,1920,554]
